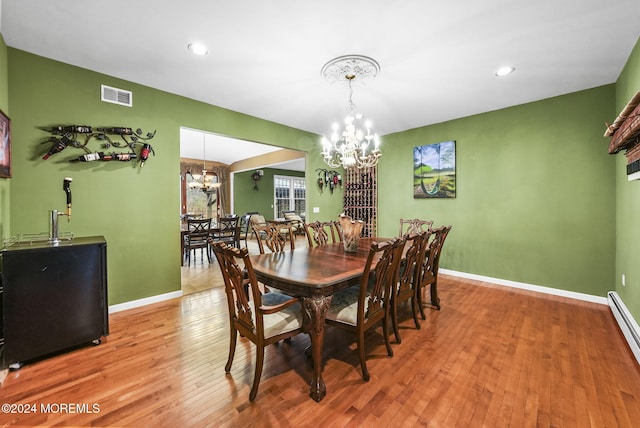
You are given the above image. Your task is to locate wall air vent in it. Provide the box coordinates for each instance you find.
[101,85,133,107]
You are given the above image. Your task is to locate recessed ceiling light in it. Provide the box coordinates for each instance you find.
[187,43,208,56]
[495,66,515,77]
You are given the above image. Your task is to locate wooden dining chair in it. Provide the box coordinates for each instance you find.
[390,231,430,343]
[325,237,405,381]
[415,225,452,316]
[399,218,434,237]
[331,220,343,242]
[211,242,304,401]
[184,218,212,266]
[305,221,337,247]
[236,213,253,249]
[210,215,240,248]
[252,223,295,254]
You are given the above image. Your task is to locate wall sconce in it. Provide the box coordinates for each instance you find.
[316,168,342,193]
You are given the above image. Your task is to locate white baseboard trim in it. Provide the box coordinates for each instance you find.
[439,269,608,305]
[108,290,183,314]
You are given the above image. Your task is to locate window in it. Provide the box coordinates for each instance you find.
[186,187,218,219]
[181,173,219,221]
[274,175,306,218]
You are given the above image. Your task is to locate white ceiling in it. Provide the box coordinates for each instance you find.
[2,0,639,165]
[179,128,305,171]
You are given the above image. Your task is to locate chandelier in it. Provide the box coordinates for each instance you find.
[320,55,381,169]
[187,134,221,191]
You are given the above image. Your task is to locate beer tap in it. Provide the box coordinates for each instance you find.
[50,177,73,244]
[63,177,72,220]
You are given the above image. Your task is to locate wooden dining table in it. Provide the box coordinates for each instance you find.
[249,236,386,402]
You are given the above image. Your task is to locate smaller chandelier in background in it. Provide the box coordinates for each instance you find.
[187,170,220,191]
[187,134,221,192]
[320,55,381,170]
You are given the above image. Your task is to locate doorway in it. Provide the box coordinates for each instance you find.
[179,127,306,295]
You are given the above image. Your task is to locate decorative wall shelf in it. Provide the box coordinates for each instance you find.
[605,91,640,180]
[41,125,156,167]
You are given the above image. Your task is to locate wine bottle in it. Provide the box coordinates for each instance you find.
[42,134,73,160]
[139,143,151,167]
[114,153,137,161]
[69,152,103,162]
[97,127,133,135]
[49,125,92,134]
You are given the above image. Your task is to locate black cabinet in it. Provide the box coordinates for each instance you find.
[0,236,108,369]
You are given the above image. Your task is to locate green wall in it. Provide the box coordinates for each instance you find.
[379,85,616,297]
[614,38,640,320]
[5,34,639,319]
[6,48,324,305]
[233,167,304,218]
[0,34,9,240]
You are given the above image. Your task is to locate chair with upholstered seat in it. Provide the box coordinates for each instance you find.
[184,218,212,266]
[211,241,304,401]
[249,213,267,241]
[282,210,305,236]
[415,225,452,315]
[399,218,434,237]
[325,237,405,381]
[390,231,430,343]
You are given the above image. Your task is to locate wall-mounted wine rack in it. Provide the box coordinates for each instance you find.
[40,125,156,167]
[342,165,377,237]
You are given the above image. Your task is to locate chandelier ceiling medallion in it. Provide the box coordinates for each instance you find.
[320,55,381,169]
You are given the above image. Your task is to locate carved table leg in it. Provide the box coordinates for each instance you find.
[302,294,332,402]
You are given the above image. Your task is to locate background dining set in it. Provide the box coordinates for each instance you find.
[181,214,244,266]
[182,211,308,266]
[204,213,452,402]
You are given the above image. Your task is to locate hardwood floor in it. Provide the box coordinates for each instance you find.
[2,274,640,427]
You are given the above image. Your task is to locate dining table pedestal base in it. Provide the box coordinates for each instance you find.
[302,293,332,402]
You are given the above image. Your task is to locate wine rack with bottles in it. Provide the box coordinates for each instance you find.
[40,124,156,167]
[342,166,377,237]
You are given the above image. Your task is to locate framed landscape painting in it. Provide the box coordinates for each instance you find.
[0,110,10,178]
[413,140,456,198]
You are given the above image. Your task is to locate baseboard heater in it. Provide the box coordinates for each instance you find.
[608,291,640,365]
